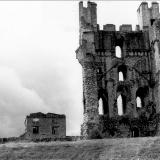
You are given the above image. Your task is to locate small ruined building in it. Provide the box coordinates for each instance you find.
[24,112,66,140]
[76,1,160,139]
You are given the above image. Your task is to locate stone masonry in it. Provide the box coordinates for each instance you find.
[76,1,160,139]
[24,112,66,140]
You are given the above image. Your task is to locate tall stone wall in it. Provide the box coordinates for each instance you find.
[76,1,160,139]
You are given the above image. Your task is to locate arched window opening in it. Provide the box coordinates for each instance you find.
[118,65,127,81]
[115,46,122,58]
[98,90,109,115]
[136,97,142,108]
[99,98,103,115]
[119,72,124,81]
[117,95,123,115]
[136,86,149,108]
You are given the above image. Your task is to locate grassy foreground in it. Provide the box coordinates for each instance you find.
[0,137,160,160]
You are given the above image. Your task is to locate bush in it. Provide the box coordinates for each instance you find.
[99,107,160,138]
[90,128,102,139]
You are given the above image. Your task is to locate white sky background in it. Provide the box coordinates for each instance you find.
[0,1,151,137]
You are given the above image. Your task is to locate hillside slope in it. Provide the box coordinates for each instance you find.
[0,137,160,160]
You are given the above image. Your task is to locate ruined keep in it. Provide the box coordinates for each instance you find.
[24,112,66,140]
[76,1,160,139]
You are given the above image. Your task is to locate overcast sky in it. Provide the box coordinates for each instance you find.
[0,1,153,137]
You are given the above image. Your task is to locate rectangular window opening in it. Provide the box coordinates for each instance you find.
[52,126,59,135]
[33,126,39,134]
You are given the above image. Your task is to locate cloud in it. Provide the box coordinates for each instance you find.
[0,2,83,137]
[0,67,48,137]
[0,58,83,137]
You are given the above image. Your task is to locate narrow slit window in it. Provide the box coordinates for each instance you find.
[119,72,124,81]
[136,97,142,108]
[117,95,123,115]
[115,46,122,58]
[99,98,103,115]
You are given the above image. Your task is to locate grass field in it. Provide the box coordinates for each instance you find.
[0,136,160,160]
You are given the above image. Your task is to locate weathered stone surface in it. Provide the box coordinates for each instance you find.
[24,112,66,140]
[77,1,160,139]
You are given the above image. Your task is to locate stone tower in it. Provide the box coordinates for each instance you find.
[76,1,160,139]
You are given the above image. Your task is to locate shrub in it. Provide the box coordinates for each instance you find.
[90,128,102,139]
[99,106,160,138]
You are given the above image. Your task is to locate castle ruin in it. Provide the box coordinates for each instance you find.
[24,112,66,140]
[76,1,160,139]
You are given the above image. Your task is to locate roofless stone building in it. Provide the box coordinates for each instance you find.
[24,112,66,140]
[76,1,160,139]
